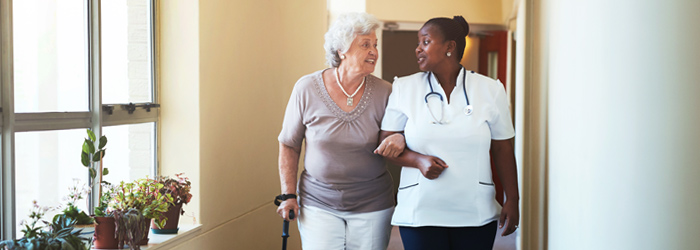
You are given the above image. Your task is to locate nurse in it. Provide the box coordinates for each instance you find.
[377,16,519,250]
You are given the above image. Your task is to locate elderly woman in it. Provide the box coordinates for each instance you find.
[276,12,403,250]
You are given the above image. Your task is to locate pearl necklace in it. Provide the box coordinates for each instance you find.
[334,67,365,106]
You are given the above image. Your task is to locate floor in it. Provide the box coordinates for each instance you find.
[387,225,517,250]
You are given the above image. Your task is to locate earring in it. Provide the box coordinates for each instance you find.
[446,52,452,57]
[340,55,346,59]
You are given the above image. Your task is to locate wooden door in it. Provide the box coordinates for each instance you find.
[479,30,509,205]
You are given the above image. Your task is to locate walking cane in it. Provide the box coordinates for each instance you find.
[282,210,295,250]
[275,195,296,250]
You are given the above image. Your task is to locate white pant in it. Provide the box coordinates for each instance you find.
[298,205,394,250]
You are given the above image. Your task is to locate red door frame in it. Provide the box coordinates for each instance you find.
[478,30,508,205]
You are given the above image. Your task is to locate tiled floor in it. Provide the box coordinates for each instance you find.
[387,225,517,250]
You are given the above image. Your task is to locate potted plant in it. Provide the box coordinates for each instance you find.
[0,201,91,250]
[93,182,119,249]
[54,180,95,244]
[113,208,147,250]
[79,129,118,249]
[111,178,173,248]
[151,173,192,234]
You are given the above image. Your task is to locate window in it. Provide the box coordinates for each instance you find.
[1,0,159,239]
[13,0,88,113]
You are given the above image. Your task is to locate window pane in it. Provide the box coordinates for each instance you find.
[13,0,88,113]
[102,123,155,184]
[101,0,153,104]
[15,129,89,236]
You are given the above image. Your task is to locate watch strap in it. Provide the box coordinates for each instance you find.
[274,194,297,206]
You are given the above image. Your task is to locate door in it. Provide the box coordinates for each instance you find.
[479,30,509,205]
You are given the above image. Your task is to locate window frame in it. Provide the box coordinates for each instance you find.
[0,0,160,239]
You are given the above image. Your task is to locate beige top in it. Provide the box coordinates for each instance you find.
[278,69,394,212]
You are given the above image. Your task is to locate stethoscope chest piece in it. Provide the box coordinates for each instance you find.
[464,105,473,116]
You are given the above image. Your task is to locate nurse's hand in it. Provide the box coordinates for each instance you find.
[277,199,300,222]
[374,133,405,158]
[417,155,448,179]
[499,200,519,236]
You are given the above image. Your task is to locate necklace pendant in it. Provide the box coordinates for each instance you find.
[347,97,353,106]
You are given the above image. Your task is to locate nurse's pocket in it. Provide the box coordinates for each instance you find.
[397,167,421,190]
[477,163,495,186]
[394,167,421,225]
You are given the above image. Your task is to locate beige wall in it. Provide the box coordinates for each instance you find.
[159,0,201,225]
[367,0,503,24]
[502,0,517,28]
[461,36,480,71]
[160,0,326,249]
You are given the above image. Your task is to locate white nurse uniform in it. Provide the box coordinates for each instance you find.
[381,69,515,227]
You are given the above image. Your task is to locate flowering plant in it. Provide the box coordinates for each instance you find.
[55,179,94,225]
[94,181,116,217]
[156,173,192,214]
[21,201,55,239]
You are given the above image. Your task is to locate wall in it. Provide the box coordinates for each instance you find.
[546,0,700,249]
[513,0,548,249]
[159,0,201,225]
[367,0,503,24]
[502,0,517,29]
[160,0,327,249]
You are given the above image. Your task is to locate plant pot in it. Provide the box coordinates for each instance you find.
[73,223,95,248]
[151,203,182,234]
[138,224,150,245]
[73,223,95,238]
[93,216,119,249]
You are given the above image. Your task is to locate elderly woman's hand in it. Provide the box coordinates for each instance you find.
[276,199,300,221]
[374,133,405,158]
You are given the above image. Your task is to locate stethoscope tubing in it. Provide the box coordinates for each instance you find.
[424,67,473,124]
[425,67,470,106]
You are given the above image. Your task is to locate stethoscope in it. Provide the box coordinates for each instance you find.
[424,67,473,124]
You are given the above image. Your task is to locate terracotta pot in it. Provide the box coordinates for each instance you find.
[151,203,182,234]
[138,222,150,245]
[93,216,119,249]
[72,224,95,248]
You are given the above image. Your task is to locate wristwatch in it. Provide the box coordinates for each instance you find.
[274,194,297,206]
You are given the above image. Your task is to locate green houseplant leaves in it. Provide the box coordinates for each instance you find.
[81,129,108,180]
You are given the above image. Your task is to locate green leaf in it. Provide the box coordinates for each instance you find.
[98,135,107,149]
[89,168,96,179]
[87,141,95,154]
[102,168,109,176]
[81,152,90,167]
[92,150,102,162]
[82,140,90,154]
[87,129,96,142]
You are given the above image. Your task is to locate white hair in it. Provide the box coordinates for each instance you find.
[324,12,380,67]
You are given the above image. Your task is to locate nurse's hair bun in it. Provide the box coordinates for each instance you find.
[453,16,469,37]
[423,16,470,61]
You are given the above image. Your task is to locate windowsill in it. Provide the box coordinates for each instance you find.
[96,224,202,250]
[142,224,201,250]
